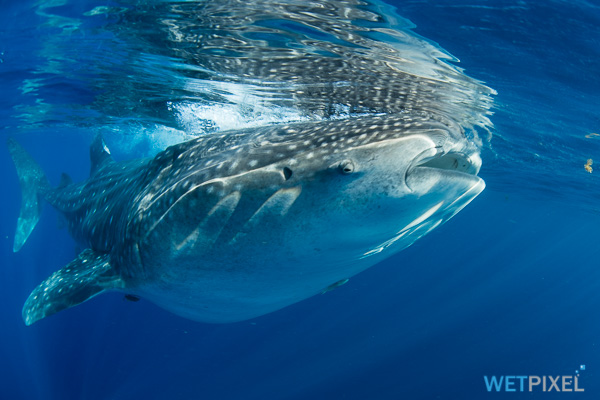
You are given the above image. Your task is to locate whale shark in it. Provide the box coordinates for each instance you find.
[10,113,484,325]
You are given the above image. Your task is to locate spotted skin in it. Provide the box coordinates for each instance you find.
[10,112,485,325]
[21,250,123,326]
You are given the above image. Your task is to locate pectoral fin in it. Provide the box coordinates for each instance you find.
[23,249,124,326]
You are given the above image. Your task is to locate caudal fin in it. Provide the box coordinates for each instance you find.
[23,249,124,325]
[7,139,51,252]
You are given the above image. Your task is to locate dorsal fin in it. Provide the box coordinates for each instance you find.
[58,173,73,189]
[90,135,114,176]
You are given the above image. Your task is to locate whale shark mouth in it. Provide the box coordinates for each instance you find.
[417,151,481,175]
[405,148,483,193]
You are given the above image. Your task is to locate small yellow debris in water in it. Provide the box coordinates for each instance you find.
[585,133,600,138]
[584,159,593,173]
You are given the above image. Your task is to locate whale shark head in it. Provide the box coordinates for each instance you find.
[237,113,484,260]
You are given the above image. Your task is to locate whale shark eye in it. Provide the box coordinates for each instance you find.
[339,160,355,174]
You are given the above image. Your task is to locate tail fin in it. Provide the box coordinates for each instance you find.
[7,139,51,252]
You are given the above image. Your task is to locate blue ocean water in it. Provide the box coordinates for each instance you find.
[1,0,599,399]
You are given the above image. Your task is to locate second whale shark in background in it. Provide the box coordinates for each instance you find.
[11,112,484,325]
